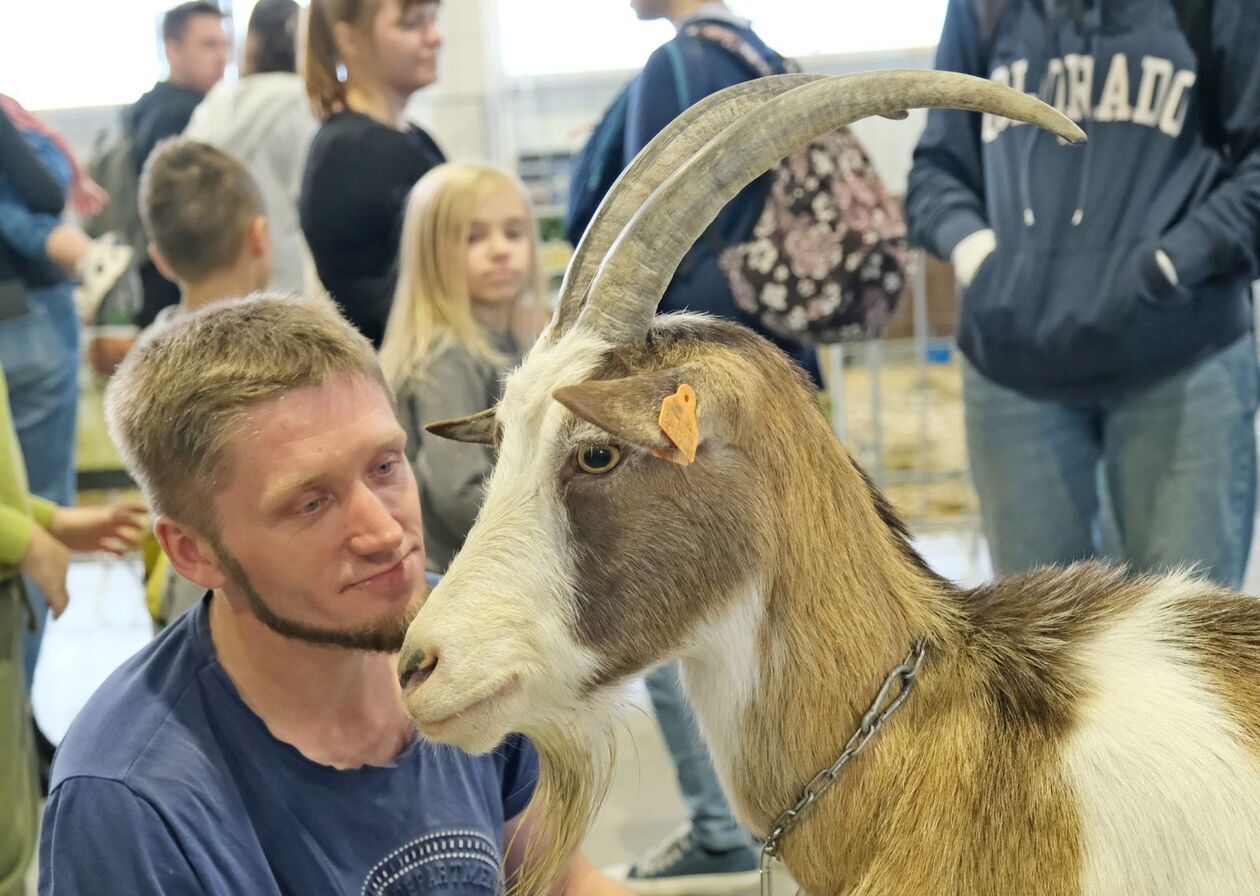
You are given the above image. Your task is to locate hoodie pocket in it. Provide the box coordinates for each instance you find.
[958,241,1164,390]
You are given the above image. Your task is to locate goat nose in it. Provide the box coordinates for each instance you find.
[399,647,439,693]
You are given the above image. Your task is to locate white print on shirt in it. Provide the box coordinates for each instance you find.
[361,829,504,896]
[982,53,1197,142]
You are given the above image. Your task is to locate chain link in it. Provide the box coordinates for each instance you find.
[759,640,926,896]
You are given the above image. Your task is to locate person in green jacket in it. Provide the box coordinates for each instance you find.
[0,368,143,896]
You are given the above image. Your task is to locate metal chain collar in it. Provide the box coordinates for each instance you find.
[759,640,927,896]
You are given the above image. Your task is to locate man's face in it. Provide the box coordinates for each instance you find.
[208,374,426,652]
[167,13,230,94]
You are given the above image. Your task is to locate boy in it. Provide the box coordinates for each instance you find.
[136,138,275,624]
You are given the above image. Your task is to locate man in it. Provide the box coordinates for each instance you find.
[128,1,230,327]
[39,296,624,896]
[906,0,1260,586]
[131,2,229,175]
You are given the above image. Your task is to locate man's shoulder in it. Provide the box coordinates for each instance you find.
[50,606,221,794]
[642,22,769,92]
[129,81,202,124]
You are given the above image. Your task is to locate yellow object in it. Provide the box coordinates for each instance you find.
[656,384,699,465]
[142,532,168,626]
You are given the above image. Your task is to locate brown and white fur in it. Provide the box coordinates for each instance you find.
[399,314,1260,896]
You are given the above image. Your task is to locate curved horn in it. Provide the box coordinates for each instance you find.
[577,70,1086,343]
[546,74,825,341]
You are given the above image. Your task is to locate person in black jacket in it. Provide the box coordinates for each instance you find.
[126,1,230,326]
[906,0,1260,586]
[299,0,446,347]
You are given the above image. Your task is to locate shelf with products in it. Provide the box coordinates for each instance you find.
[518,149,578,298]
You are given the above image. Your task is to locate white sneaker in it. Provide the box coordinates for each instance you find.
[74,234,134,321]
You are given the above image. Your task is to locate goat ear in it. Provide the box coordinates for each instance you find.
[425,408,497,445]
[553,369,702,465]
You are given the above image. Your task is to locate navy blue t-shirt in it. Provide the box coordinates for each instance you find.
[39,597,538,895]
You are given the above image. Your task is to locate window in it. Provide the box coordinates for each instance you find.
[498,0,948,78]
[2,2,174,110]
[2,0,255,112]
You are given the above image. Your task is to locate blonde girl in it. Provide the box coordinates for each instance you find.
[380,162,547,573]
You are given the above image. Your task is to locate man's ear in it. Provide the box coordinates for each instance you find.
[426,407,497,445]
[154,516,227,590]
[553,368,706,465]
[163,38,183,70]
[148,244,179,285]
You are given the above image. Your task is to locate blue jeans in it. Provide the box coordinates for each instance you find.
[645,663,751,853]
[0,282,80,689]
[963,336,1259,588]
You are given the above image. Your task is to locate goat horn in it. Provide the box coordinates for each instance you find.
[546,74,825,342]
[576,70,1086,344]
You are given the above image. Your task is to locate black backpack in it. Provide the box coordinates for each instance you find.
[564,45,695,248]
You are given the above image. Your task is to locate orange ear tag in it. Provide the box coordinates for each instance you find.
[654,384,699,466]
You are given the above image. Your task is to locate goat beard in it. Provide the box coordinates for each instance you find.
[509,722,616,896]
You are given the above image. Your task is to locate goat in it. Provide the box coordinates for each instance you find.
[397,71,1260,895]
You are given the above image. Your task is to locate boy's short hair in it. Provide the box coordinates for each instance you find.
[139,138,264,284]
[163,1,225,43]
[105,294,388,536]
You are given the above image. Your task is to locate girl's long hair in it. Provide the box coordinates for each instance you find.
[379,162,547,389]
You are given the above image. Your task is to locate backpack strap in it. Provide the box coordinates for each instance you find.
[680,21,797,85]
[668,23,789,273]
[662,40,696,110]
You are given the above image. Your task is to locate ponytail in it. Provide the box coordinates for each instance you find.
[303,0,346,120]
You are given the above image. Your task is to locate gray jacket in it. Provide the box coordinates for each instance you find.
[395,331,522,573]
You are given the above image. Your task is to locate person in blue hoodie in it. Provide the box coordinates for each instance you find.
[599,4,772,893]
[621,1,823,390]
[907,0,1260,587]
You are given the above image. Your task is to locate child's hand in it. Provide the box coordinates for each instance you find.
[70,177,110,218]
[47,504,147,555]
[20,525,71,618]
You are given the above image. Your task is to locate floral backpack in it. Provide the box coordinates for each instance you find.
[685,23,912,345]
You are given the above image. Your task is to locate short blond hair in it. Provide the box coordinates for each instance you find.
[139,138,264,283]
[105,294,387,533]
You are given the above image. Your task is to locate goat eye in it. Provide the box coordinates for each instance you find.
[576,445,621,475]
